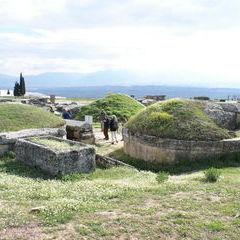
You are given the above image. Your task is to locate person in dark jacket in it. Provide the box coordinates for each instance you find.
[109,115,119,144]
[103,116,110,140]
[62,110,72,119]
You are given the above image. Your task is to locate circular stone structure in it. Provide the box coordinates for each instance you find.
[124,128,240,164]
[124,99,240,164]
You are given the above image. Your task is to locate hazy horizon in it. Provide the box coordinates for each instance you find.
[1,1,240,87]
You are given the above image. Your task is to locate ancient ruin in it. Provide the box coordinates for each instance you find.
[124,99,240,164]
[0,128,66,157]
[65,119,95,144]
[15,136,96,176]
[124,128,240,164]
[205,102,240,130]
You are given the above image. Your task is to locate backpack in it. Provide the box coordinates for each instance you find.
[111,119,118,131]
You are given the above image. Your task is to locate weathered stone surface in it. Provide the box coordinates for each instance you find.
[29,98,49,105]
[15,137,96,176]
[124,128,240,164]
[96,154,133,169]
[55,103,80,116]
[218,103,240,113]
[65,120,95,144]
[141,99,157,106]
[0,128,66,156]
[205,102,238,130]
[0,128,66,143]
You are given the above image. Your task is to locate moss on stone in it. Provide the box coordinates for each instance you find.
[126,99,231,141]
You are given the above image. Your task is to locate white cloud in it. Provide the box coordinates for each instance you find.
[1,26,240,83]
[132,0,205,12]
[0,0,66,20]
[0,56,115,75]
[1,0,240,87]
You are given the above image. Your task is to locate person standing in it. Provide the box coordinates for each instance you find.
[99,109,107,132]
[109,115,119,144]
[103,116,110,140]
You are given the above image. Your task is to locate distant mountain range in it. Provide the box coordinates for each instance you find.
[0,70,229,89]
[0,71,145,89]
[37,85,240,100]
[1,71,240,99]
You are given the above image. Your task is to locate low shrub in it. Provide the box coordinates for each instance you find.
[156,171,169,183]
[3,151,16,159]
[204,168,221,182]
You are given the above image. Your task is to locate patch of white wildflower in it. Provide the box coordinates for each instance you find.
[30,138,79,150]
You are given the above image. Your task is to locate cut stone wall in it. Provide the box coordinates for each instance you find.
[124,128,240,164]
[15,136,96,176]
[0,128,66,156]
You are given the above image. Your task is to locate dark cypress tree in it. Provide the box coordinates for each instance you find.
[7,89,10,95]
[13,82,21,96]
[13,82,17,96]
[19,72,26,96]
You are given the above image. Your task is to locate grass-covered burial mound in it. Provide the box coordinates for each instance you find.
[0,103,65,132]
[75,93,144,121]
[126,99,231,141]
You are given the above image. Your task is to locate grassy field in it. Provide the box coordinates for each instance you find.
[75,93,144,122]
[0,154,240,240]
[126,99,231,141]
[0,103,65,132]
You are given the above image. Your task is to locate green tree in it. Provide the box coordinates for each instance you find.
[13,82,21,96]
[19,72,26,96]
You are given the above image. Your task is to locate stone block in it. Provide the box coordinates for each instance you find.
[15,136,96,176]
[65,120,95,144]
[205,102,238,130]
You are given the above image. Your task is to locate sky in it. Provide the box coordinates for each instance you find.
[1,0,240,87]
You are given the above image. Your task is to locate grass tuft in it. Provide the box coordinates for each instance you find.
[204,168,221,182]
[156,171,169,183]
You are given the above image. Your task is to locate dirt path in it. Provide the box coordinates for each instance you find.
[93,127,123,155]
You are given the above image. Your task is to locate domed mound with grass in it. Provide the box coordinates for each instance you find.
[126,99,231,141]
[75,93,145,121]
[0,103,65,132]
